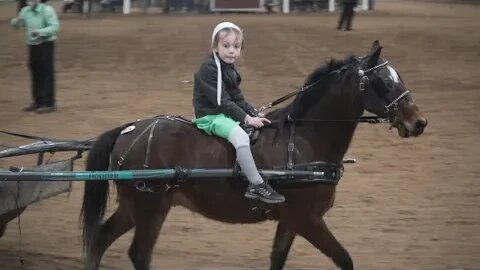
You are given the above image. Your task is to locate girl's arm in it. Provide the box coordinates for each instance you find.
[232,89,258,117]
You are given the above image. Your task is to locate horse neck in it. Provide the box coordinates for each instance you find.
[295,70,363,163]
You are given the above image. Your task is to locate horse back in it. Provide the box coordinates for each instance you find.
[111,116,237,170]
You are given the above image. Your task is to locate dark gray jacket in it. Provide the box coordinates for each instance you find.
[193,53,257,122]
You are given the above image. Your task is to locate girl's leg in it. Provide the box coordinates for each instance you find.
[228,126,285,203]
[228,126,263,184]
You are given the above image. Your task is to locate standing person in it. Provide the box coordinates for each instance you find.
[11,0,60,113]
[192,22,285,204]
[337,0,358,31]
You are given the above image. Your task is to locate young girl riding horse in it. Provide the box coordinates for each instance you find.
[192,22,285,204]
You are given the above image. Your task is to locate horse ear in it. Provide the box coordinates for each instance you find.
[367,42,382,67]
[370,40,381,54]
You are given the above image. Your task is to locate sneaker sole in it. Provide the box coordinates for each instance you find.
[245,193,285,204]
[35,109,57,114]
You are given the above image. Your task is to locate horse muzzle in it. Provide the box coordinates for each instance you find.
[392,101,428,138]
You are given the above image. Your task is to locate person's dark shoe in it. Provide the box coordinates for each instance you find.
[23,103,40,112]
[35,106,56,114]
[245,182,285,204]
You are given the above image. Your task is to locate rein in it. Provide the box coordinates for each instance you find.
[257,61,391,124]
[257,64,353,114]
[258,59,410,124]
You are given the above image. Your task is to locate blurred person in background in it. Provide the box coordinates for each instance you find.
[11,0,60,113]
[337,0,358,31]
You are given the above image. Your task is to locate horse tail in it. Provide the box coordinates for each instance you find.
[81,125,126,255]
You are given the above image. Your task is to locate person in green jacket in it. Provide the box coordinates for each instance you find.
[11,0,60,113]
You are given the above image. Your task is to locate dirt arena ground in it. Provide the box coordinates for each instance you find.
[0,0,479,269]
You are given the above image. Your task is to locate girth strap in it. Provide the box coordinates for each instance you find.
[287,116,296,170]
[144,119,159,168]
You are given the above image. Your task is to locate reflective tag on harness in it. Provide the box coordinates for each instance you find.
[120,125,136,135]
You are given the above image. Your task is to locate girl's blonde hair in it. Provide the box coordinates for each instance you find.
[210,22,243,105]
[212,28,244,50]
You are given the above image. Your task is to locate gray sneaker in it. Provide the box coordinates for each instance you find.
[245,182,285,204]
[23,103,40,112]
[35,106,56,114]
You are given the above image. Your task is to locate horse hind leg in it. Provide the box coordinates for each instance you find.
[128,199,171,270]
[0,207,26,239]
[86,203,134,270]
[297,218,353,270]
[0,222,6,239]
[270,222,296,270]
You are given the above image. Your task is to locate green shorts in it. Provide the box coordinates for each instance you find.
[192,114,240,139]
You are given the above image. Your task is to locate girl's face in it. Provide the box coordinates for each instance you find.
[214,30,243,64]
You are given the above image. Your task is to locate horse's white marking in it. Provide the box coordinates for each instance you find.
[121,125,136,135]
[387,65,400,83]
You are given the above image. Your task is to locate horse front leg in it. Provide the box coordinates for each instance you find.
[270,222,296,270]
[296,218,353,270]
[128,194,172,270]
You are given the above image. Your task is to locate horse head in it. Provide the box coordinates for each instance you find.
[358,40,427,137]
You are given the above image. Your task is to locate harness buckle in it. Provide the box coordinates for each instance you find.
[288,143,294,152]
[117,156,124,166]
[135,181,155,193]
[359,76,369,92]
[286,162,294,170]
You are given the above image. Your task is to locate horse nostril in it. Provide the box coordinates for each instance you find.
[415,119,427,133]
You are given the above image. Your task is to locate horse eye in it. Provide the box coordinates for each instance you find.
[385,81,393,89]
[380,76,392,86]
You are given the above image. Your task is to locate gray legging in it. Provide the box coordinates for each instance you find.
[227,126,264,185]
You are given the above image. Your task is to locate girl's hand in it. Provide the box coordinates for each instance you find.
[245,115,271,128]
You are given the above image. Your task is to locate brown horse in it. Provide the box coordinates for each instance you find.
[81,41,427,270]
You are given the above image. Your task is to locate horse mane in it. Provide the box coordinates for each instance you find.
[267,55,359,123]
